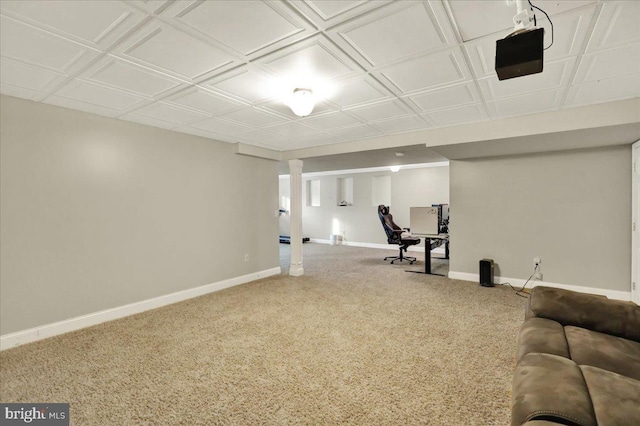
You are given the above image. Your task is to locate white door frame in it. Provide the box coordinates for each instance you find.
[632,141,639,304]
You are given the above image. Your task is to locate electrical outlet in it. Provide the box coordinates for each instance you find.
[533,257,541,268]
[244,254,249,263]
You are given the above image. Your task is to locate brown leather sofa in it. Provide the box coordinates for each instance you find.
[512,286,640,425]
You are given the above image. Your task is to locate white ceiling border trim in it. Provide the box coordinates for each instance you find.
[279,161,449,178]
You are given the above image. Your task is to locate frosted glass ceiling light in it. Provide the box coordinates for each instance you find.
[286,88,315,117]
[389,165,401,173]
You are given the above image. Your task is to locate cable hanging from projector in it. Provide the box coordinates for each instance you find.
[528,0,554,50]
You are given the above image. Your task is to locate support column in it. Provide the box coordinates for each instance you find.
[288,159,304,276]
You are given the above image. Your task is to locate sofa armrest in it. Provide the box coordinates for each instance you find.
[526,286,640,342]
[517,318,570,362]
[512,353,597,426]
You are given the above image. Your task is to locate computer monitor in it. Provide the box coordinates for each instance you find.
[432,204,449,232]
[441,204,449,223]
[410,207,439,235]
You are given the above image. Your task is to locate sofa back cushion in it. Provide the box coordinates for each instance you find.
[526,286,640,342]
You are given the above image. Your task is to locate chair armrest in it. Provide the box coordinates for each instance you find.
[527,286,640,342]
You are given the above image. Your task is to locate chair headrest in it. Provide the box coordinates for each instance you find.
[378,205,389,215]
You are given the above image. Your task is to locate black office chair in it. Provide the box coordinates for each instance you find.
[377,205,421,264]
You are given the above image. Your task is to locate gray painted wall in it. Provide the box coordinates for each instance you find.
[279,166,449,244]
[0,96,280,335]
[449,145,631,291]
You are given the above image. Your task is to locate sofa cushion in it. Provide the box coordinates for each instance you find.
[526,286,640,342]
[512,353,596,426]
[517,318,570,362]
[580,365,640,425]
[565,326,640,381]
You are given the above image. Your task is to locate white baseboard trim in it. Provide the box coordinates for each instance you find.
[308,239,445,255]
[448,271,632,301]
[0,267,281,351]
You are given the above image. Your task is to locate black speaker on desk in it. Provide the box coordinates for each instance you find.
[480,259,494,287]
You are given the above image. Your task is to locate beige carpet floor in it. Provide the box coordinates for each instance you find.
[1,243,526,425]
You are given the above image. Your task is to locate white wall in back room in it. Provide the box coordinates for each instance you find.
[279,164,449,245]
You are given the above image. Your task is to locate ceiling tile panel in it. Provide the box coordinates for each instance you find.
[53,80,148,111]
[0,57,66,93]
[44,95,126,117]
[377,48,471,94]
[164,87,246,116]
[478,58,576,101]
[0,0,145,48]
[449,0,595,42]
[202,67,276,104]
[371,115,431,134]
[263,121,321,138]
[258,35,362,81]
[565,73,640,107]
[0,15,99,73]
[131,102,210,126]
[117,23,237,80]
[326,75,392,108]
[407,82,479,113]
[289,1,392,29]
[329,124,381,141]
[84,58,184,97]
[332,1,456,67]
[1,82,45,100]
[487,89,562,118]
[464,5,596,78]
[348,99,413,122]
[586,1,640,52]
[425,103,488,127]
[573,42,640,84]
[169,0,310,56]
[292,132,339,146]
[302,0,367,21]
[189,117,252,135]
[129,1,172,15]
[220,107,287,128]
[301,111,364,130]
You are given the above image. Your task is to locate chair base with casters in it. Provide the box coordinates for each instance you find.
[384,247,416,264]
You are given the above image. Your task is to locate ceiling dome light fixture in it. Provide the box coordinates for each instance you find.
[286,88,315,117]
[389,165,401,173]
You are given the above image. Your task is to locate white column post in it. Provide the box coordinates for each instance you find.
[288,159,304,276]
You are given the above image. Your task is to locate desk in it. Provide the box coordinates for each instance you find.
[406,233,449,276]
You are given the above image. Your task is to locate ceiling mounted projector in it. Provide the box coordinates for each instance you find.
[495,0,546,81]
[496,27,544,81]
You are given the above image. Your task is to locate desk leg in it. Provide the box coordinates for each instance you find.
[424,238,431,273]
[445,241,449,259]
[406,238,444,276]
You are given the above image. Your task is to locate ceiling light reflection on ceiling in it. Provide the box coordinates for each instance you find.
[286,88,315,117]
[389,165,401,173]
